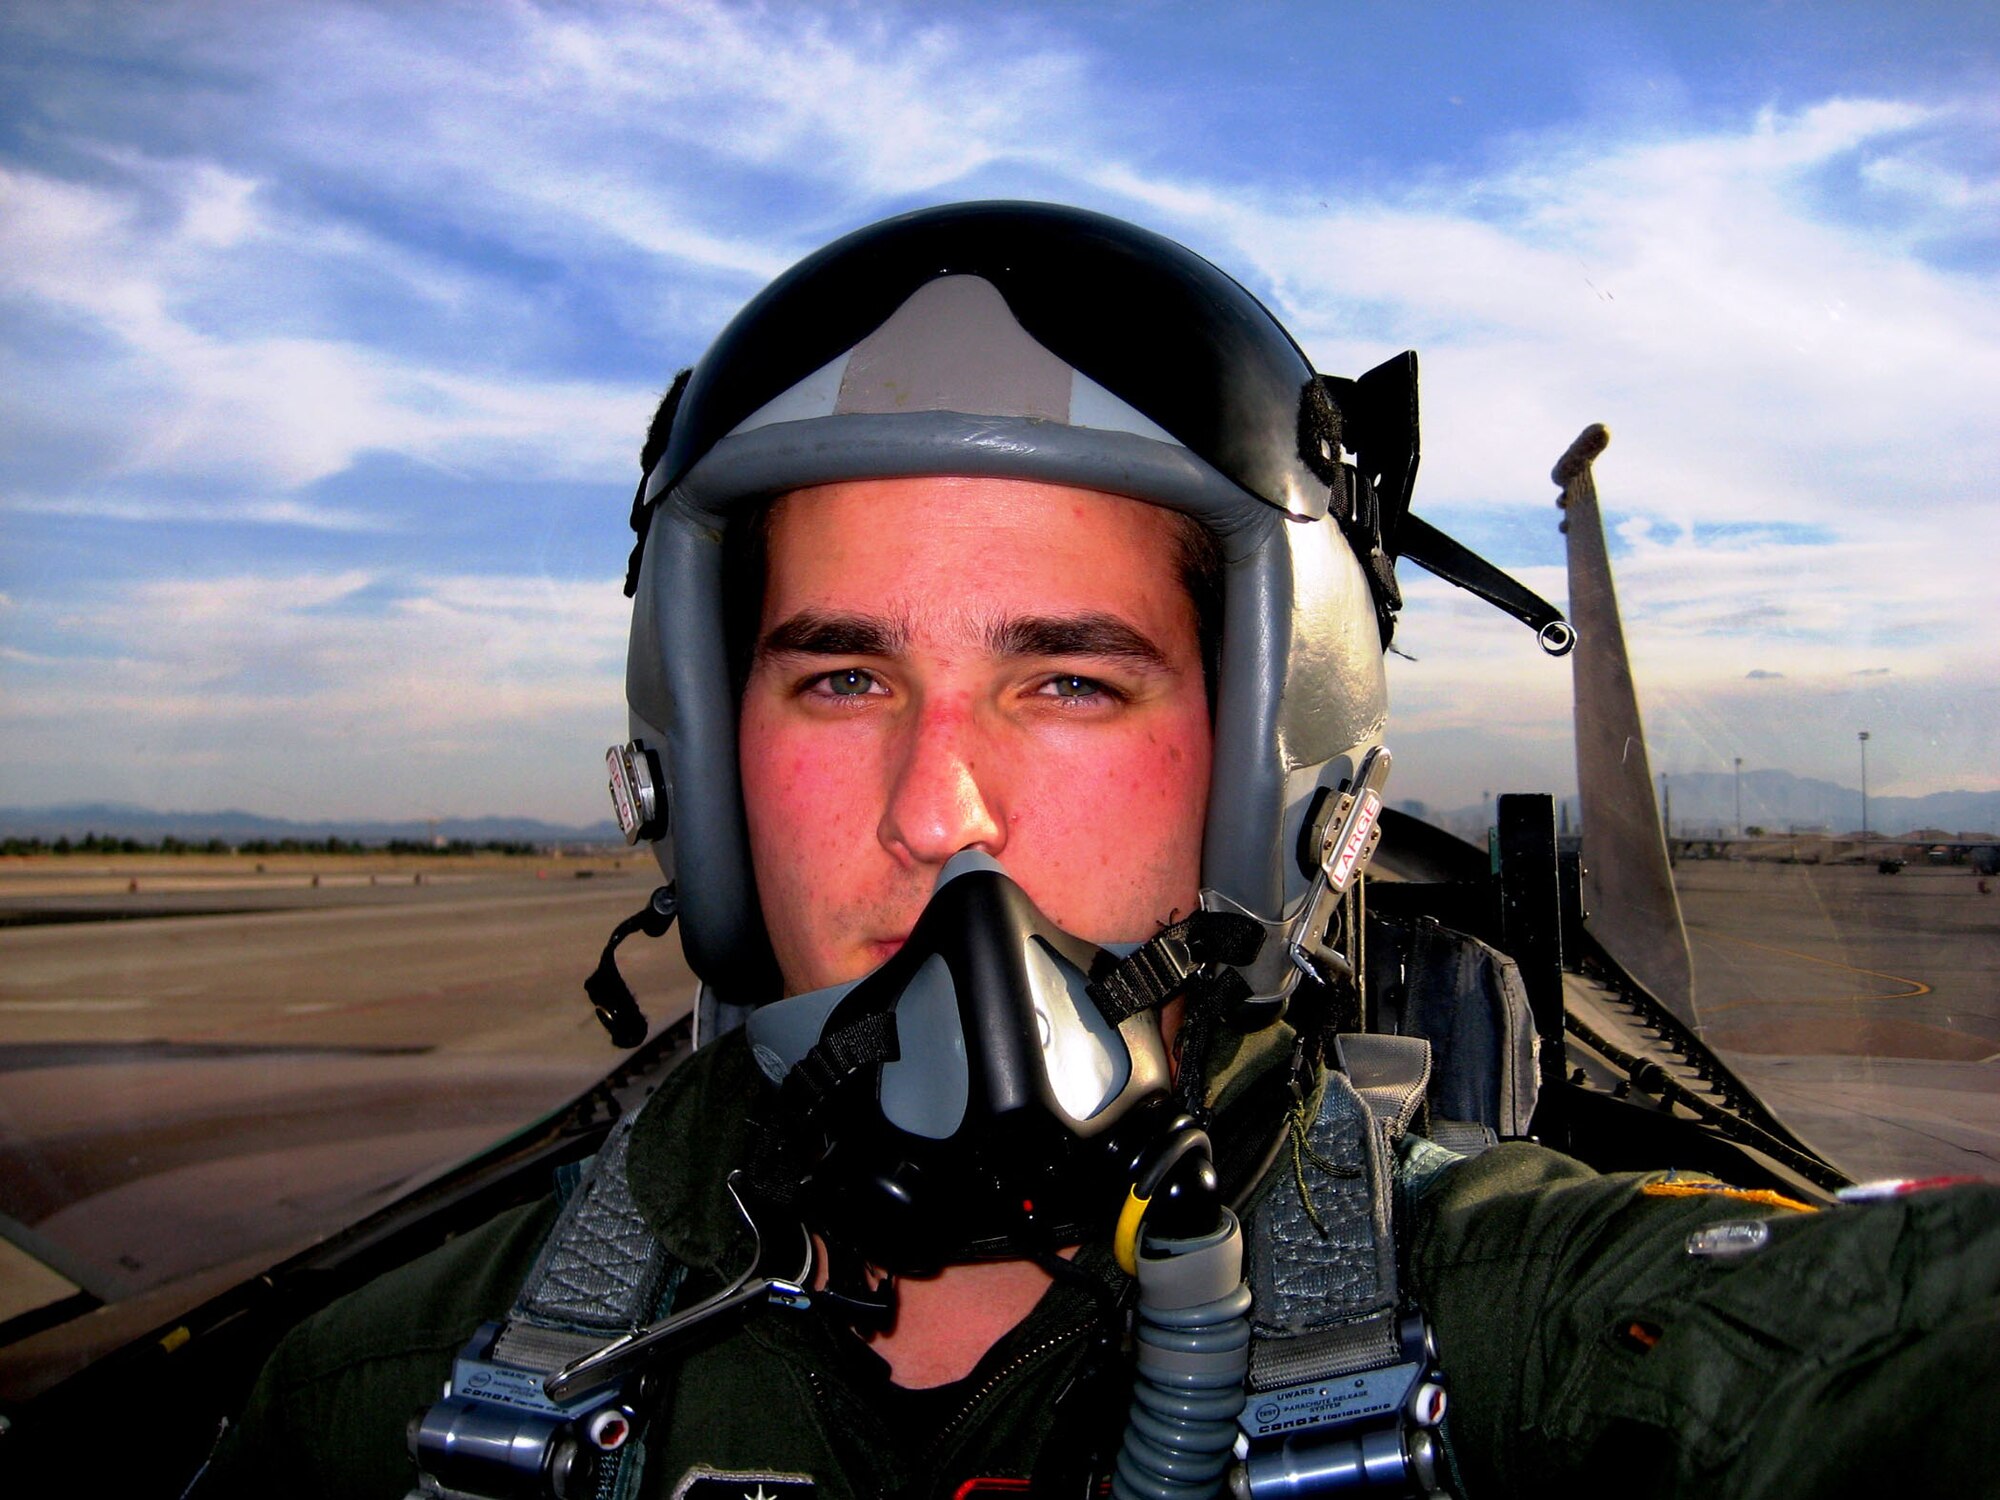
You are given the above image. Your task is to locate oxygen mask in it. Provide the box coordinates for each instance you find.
[744,851,1201,1274]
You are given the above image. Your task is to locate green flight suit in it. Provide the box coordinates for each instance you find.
[204,1029,1122,1500]
[204,1028,2000,1499]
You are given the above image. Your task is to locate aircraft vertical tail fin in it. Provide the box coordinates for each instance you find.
[1557,425,1700,1031]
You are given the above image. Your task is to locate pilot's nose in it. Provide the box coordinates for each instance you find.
[878,692,1006,869]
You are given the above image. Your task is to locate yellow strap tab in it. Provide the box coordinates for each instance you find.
[1113,1187,1150,1276]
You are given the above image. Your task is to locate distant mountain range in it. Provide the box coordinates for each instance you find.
[0,802,624,845]
[8,767,1997,848]
[1400,769,2000,842]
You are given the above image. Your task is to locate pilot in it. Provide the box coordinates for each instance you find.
[204,203,2000,1500]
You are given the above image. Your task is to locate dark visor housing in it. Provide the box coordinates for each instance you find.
[663,201,1341,522]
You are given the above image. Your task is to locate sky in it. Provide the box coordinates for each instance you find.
[2,0,1996,826]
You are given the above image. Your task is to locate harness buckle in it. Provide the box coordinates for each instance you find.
[405,1322,630,1500]
[1233,1310,1445,1497]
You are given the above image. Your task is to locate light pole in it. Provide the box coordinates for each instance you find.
[1858,731,1870,847]
[1733,757,1743,838]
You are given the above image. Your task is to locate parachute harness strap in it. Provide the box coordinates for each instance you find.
[1230,1033,1446,1498]
[406,1110,681,1500]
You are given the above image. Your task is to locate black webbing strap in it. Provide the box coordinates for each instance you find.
[1087,909,1266,1025]
[745,1010,902,1227]
[622,368,691,598]
[779,1009,900,1116]
[1171,964,1263,1116]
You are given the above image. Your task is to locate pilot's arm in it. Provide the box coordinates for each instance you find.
[1408,1142,2000,1498]
[196,1196,559,1500]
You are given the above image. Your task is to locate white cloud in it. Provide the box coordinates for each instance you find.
[182,0,1095,284]
[4,4,1997,816]
[175,161,262,250]
[1,568,634,821]
[1079,94,2000,805]
[1385,499,2000,806]
[0,160,655,490]
[2,493,394,531]
[516,2,1089,197]
[0,2,1107,497]
[1090,97,2000,537]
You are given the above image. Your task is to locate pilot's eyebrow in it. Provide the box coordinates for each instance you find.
[757,610,906,661]
[990,613,1173,671]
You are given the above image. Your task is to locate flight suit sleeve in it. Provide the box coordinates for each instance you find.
[1404,1142,2000,1500]
[196,1195,559,1500]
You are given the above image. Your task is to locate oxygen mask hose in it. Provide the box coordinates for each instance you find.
[1112,1133,1252,1500]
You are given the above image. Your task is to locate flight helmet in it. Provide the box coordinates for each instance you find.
[618,201,1432,1012]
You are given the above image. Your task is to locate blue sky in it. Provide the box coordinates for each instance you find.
[2,1,1996,824]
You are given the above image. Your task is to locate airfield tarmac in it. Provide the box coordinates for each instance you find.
[1677,858,2000,1184]
[0,854,695,1349]
[0,850,1994,1391]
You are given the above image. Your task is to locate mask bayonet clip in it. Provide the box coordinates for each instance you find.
[1286,746,1392,988]
[543,1173,813,1405]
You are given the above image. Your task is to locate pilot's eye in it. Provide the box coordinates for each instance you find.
[1048,675,1099,699]
[824,668,876,696]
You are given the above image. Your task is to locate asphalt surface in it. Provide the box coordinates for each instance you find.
[1677,858,2000,1184]
[0,852,1993,1389]
[0,860,694,1333]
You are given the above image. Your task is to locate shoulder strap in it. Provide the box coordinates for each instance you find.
[406,1112,686,1500]
[1232,1035,1451,1499]
[1244,1035,1430,1392]
[503,1109,687,1352]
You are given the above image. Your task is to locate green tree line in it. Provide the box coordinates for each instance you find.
[2,833,542,856]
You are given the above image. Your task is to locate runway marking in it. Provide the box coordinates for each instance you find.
[0,998,154,1013]
[1699,931,1932,1012]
